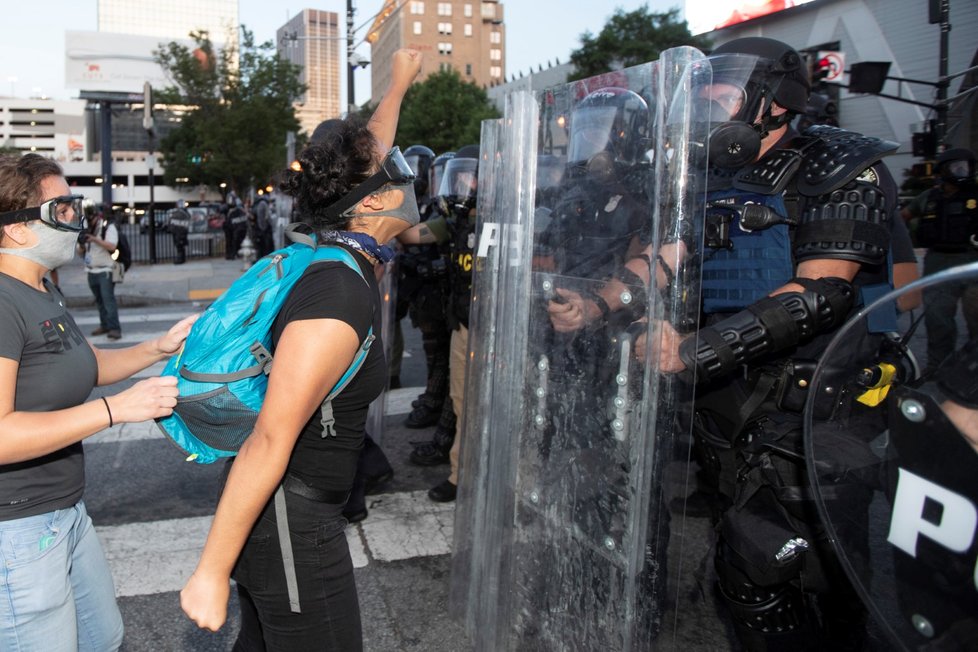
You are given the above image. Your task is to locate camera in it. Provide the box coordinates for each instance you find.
[77,232,90,245]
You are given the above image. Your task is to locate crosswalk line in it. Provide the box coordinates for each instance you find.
[98,490,454,598]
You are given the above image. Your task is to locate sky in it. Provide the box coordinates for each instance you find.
[0,0,680,107]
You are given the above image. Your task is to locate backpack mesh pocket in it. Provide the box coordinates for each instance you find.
[173,386,258,453]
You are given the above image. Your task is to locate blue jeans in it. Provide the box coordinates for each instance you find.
[0,501,123,651]
[87,271,120,332]
[232,490,361,651]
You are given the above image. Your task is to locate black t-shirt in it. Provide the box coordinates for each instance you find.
[270,244,386,493]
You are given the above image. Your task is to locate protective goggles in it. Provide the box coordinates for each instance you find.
[0,194,87,233]
[324,146,416,218]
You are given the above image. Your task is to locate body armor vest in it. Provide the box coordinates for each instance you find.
[701,190,794,313]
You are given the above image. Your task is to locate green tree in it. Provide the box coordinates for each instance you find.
[154,28,305,196]
[569,7,711,81]
[394,69,500,152]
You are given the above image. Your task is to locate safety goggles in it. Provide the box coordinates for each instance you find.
[0,194,87,233]
[324,146,416,218]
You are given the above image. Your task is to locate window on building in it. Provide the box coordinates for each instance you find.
[438,42,453,55]
[438,2,452,16]
[490,66,501,79]
[464,23,472,36]
[438,22,453,34]
[481,2,496,19]
[410,1,424,14]
[490,31,501,44]
[414,21,422,35]
[440,62,452,72]
[464,3,473,17]
[465,63,472,75]
[490,48,501,61]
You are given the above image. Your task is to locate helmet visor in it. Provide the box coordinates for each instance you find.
[437,158,478,204]
[698,53,773,123]
[568,106,619,165]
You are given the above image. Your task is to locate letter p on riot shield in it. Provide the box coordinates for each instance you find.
[887,468,978,569]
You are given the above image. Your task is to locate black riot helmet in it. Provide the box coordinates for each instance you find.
[698,37,811,168]
[404,145,436,197]
[437,145,480,209]
[936,147,976,185]
[567,87,650,185]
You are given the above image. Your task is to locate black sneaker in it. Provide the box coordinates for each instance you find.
[409,441,450,466]
[404,404,440,429]
[428,479,457,503]
[107,330,122,340]
[91,327,109,336]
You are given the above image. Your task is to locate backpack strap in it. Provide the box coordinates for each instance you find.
[273,485,302,613]
[311,244,376,438]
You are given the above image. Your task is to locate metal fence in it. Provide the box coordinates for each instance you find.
[119,223,228,264]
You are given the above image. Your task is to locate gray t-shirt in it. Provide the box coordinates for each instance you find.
[0,273,98,521]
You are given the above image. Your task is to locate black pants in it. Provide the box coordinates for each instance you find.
[172,229,188,262]
[232,490,362,651]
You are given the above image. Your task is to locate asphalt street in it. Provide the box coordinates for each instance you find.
[59,256,475,652]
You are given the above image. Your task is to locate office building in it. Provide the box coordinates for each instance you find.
[97,0,239,47]
[367,0,505,103]
[277,10,343,136]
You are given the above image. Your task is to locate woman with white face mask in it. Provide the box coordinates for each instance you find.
[0,154,198,652]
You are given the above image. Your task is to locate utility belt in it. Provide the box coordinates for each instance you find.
[282,473,350,505]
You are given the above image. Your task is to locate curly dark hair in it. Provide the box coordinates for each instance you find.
[280,117,378,231]
[0,153,64,213]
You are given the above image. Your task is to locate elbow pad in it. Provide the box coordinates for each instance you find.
[679,277,854,383]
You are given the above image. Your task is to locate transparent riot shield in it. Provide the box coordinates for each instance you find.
[451,47,714,650]
[365,258,396,443]
[806,262,978,650]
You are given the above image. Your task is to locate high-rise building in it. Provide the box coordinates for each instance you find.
[97,0,239,47]
[367,0,505,103]
[277,10,343,136]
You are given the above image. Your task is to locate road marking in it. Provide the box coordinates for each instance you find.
[98,490,454,597]
[188,288,224,301]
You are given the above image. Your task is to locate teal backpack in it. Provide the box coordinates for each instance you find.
[156,228,374,464]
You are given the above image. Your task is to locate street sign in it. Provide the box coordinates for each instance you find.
[818,50,845,82]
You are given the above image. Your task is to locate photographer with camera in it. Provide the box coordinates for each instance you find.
[78,206,121,340]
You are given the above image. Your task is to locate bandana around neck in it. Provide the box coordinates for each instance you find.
[321,230,395,263]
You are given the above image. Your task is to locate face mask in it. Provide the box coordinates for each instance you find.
[0,221,80,270]
[349,182,421,227]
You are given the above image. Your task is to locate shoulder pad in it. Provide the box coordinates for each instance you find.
[796,125,898,196]
[732,138,816,195]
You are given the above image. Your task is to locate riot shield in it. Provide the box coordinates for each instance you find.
[366,258,396,443]
[451,47,714,650]
[805,262,978,650]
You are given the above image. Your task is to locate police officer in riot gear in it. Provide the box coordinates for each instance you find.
[169,199,192,264]
[901,147,978,373]
[395,145,452,431]
[805,264,978,651]
[538,87,650,283]
[551,37,902,651]
[397,145,480,501]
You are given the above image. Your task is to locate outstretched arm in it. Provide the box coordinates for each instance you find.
[368,48,422,152]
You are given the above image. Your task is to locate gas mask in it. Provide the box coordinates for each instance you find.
[324,147,420,226]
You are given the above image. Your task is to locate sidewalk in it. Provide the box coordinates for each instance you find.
[58,256,249,308]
